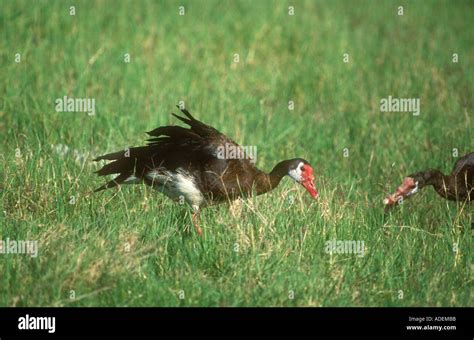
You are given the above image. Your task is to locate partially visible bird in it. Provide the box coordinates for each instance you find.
[94,106,318,234]
[383,152,474,209]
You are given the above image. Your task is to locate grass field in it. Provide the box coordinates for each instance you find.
[0,0,472,307]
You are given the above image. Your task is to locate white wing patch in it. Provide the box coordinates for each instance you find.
[146,170,170,183]
[145,168,204,209]
[123,175,141,184]
[174,171,205,207]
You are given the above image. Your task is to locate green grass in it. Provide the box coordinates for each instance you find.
[0,0,472,307]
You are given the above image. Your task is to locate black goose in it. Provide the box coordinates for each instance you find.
[384,152,474,208]
[94,107,318,234]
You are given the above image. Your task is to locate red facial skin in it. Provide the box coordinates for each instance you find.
[301,164,318,199]
[383,177,416,206]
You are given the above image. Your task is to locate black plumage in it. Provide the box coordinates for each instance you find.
[384,152,474,209]
[94,107,318,234]
[409,152,474,201]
